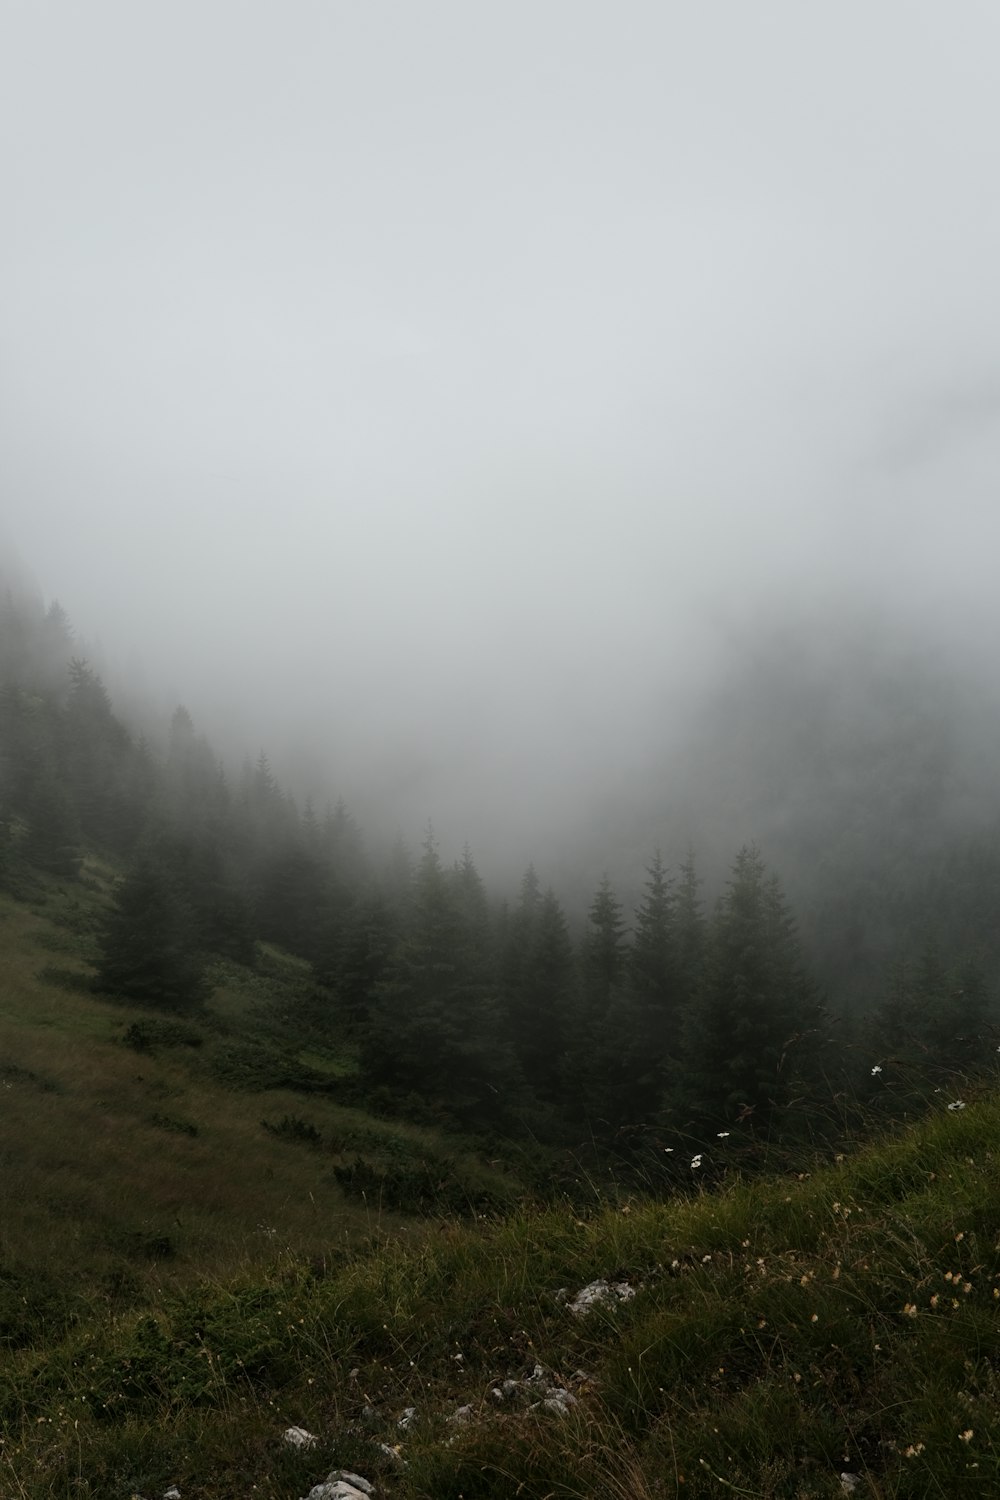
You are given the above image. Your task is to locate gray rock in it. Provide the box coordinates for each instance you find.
[566,1279,636,1317]
[301,1473,373,1500]
[284,1426,318,1448]
[542,1386,575,1410]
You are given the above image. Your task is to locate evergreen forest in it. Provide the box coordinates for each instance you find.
[4,572,999,1167]
[5,569,1000,1498]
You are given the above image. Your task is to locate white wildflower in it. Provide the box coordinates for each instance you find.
[690,1154,703,1169]
[871,1065,883,1075]
[717,1131,731,1138]
[948,1100,967,1111]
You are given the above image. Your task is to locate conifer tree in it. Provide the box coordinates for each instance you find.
[563,875,628,1119]
[21,773,82,880]
[602,851,678,1126]
[681,846,826,1133]
[506,886,575,1106]
[95,852,210,1012]
[362,833,518,1124]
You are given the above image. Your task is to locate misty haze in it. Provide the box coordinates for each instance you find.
[4,5,1000,1496]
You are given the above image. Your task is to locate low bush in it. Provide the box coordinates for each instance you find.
[261,1113,322,1146]
[122,1018,204,1052]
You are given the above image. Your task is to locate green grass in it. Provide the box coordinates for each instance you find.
[6,1079,1000,1495]
[6,877,1000,1496]
[0,880,524,1316]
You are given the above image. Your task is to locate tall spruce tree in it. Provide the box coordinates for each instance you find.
[601,851,678,1127]
[361,833,518,1124]
[681,846,826,1134]
[504,885,576,1107]
[95,851,210,1012]
[563,875,628,1119]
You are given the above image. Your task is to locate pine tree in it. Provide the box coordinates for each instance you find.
[362,833,517,1124]
[563,875,628,1119]
[21,772,81,879]
[504,886,575,1106]
[602,851,678,1126]
[314,883,397,1022]
[95,852,210,1012]
[681,846,826,1133]
[673,848,706,1001]
[500,866,542,1067]
[62,658,135,850]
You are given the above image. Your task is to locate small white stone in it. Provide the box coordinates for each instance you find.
[284,1426,318,1448]
[301,1475,373,1500]
[326,1474,372,1496]
[302,1486,366,1500]
[566,1279,636,1316]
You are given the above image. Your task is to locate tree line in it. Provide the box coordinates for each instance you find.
[1,579,996,1151]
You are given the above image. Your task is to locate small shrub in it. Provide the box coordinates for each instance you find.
[0,1060,60,1092]
[261,1114,322,1146]
[332,1155,513,1217]
[122,1018,204,1052]
[36,962,94,992]
[209,1041,334,1093]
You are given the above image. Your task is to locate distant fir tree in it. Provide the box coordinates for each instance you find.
[673,848,706,1000]
[21,772,82,880]
[600,850,679,1128]
[62,658,140,851]
[361,833,519,1126]
[680,846,827,1134]
[321,798,368,887]
[314,882,398,1023]
[563,875,628,1120]
[502,881,576,1107]
[95,851,210,1012]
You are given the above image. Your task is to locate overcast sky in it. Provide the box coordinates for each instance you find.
[3,2,1000,862]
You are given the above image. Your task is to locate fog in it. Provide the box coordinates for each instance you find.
[3,2,1000,874]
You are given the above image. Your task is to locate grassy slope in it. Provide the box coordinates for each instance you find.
[0,867,520,1320]
[5,873,1000,1497]
[4,1087,1000,1492]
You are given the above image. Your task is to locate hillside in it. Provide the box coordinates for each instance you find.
[0,866,526,1319]
[5,1060,1000,1497]
[5,577,1000,1496]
